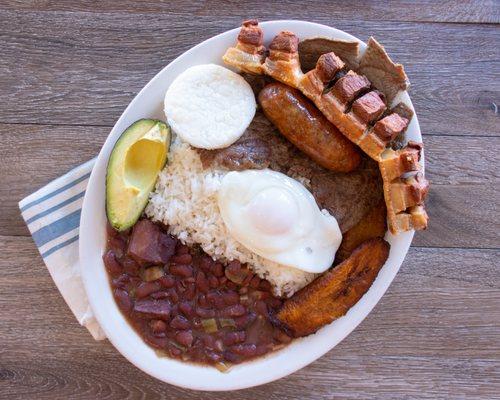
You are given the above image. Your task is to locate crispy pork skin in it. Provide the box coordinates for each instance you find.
[127,219,176,266]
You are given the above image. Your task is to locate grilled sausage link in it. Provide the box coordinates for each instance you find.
[258,83,361,172]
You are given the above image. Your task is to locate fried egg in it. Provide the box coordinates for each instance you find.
[218,169,342,273]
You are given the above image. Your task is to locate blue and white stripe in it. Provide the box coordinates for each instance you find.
[19,158,105,340]
[19,159,94,259]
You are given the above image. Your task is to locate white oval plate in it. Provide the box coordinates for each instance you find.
[80,20,422,391]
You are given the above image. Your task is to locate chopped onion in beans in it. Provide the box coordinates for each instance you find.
[144,266,164,281]
[202,318,218,333]
[219,318,237,329]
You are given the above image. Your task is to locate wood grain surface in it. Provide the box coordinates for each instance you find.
[0,1,499,399]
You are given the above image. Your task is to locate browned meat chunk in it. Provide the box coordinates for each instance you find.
[310,159,383,232]
[197,110,287,171]
[238,19,263,48]
[352,91,387,124]
[332,71,371,105]
[315,52,345,83]
[407,172,430,205]
[269,30,299,53]
[127,219,177,266]
[379,141,423,181]
[222,19,265,75]
[373,113,409,142]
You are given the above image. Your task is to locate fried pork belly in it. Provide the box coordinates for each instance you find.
[374,113,409,142]
[331,71,371,107]
[379,142,429,234]
[222,19,266,74]
[351,90,387,124]
[263,31,303,88]
[276,238,390,337]
[224,22,412,161]
[314,52,345,82]
[301,54,413,161]
[222,20,429,234]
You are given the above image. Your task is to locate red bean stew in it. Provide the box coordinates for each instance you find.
[104,219,292,369]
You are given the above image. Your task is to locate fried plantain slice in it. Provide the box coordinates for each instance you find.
[335,200,387,262]
[276,238,390,337]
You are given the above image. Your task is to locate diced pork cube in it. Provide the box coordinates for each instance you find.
[315,52,345,83]
[269,31,299,53]
[352,91,386,123]
[332,71,370,104]
[127,219,177,266]
[237,19,263,47]
[373,113,409,142]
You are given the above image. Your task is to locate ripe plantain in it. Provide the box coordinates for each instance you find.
[276,238,390,337]
[336,200,387,262]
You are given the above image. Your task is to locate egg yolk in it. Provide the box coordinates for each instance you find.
[246,187,298,235]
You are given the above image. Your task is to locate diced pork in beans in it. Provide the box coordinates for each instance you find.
[127,219,176,266]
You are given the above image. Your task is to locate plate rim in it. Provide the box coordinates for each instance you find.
[79,19,420,391]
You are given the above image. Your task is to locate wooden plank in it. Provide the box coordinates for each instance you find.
[0,237,498,399]
[1,3,498,399]
[0,11,498,136]
[0,123,105,237]
[1,0,499,24]
[413,135,500,248]
[1,124,499,248]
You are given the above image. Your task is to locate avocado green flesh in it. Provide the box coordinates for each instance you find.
[106,119,171,231]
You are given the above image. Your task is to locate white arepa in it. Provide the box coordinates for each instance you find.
[164,64,256,149]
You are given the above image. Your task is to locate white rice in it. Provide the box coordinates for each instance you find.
[145,138,316,296]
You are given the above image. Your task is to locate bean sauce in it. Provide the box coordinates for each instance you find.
[104,220,292,368]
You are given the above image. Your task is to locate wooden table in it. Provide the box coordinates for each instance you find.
[1,1,499,398]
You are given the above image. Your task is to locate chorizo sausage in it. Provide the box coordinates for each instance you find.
[258,83,361,172]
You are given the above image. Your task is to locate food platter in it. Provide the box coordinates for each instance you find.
[80,20,424,390]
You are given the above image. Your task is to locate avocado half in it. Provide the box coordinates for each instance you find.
[106,119,171,231]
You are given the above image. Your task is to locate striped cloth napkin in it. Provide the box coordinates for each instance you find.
[19,159,105,340]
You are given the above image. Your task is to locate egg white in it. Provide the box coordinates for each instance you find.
[217,169,342,273]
